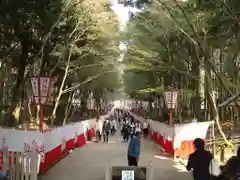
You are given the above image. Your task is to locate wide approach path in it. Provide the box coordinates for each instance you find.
[39,132,192,180]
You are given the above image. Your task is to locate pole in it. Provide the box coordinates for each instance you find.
[169,92,173,127]
[170,92,176,159]
[39,104,44,131]
[169,108,173,127]
[37,76,43,131]
[211,123,216,156]
[89,96,92,119]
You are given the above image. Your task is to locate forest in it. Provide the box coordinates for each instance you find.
[0,0,121,128]
[122,0,240,139]
[1,0,240,140]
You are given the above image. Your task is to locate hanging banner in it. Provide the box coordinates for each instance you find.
[30,76,55,105]
[164,91,178,109]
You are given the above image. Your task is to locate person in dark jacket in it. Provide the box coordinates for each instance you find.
[102,119,111,143]
[127,133,141,166]
[130,122,136,139]
[237,146,240,157]
[216,155,240,180]
[187,138,213,180]
[123,121,131,142]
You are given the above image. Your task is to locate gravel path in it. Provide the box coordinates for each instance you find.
[39,133,192,180]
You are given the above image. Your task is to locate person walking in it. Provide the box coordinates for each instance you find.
[112,118,117,133]
[103,119,111,143]
[187,138,213,180]
[122,121,130,142]
[110,119,114,135]
[143,120,148,138]
[127,133,141,166]
[120,119,124,136]
[95,117,103,142]
[110,119,117,135]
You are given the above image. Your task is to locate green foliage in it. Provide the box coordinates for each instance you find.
[0,0,121,125]
[122,0,240,103]
[218,141,235,152]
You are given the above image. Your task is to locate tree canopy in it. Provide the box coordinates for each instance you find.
[0,0,121,127]
[122,0,240,136]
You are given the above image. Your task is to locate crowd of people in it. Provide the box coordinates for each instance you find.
[95,110,149,143]
[117,110,149,166]
[94,108,240,180]
[94,109,148,166]
[95,116,117,143]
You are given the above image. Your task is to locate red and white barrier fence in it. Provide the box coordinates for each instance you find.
[129,111,214,157]
[0,114,108,174]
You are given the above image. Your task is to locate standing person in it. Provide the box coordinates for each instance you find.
[187,138,213,180]
[106,119,111,142]
[143,120,148,138]
[95,117,103,142]
[103,119,111,143]
[127,133,141,166]
[102,121,107,142]
[121,119,126,135]
[216,155,240,180]
[120,119,124,136]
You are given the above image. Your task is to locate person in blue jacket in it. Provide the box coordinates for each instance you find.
[127,133,141,166]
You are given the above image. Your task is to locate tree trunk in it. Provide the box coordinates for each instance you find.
[63,92,74,125]
[51,46,73,126]
[205,57,227,141]
[7,40,28,120]
[208,87,227,141]
[28,100,33,120]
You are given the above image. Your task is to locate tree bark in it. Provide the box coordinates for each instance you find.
[205,57,228,141]
[51,46,73,126]
[63,92,74,125]
[7,41,28,121]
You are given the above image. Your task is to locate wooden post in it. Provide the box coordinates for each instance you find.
[39,104,44,131]
[20,153,24,180]
[25,153,30,180]
[220,148,225,162]
[211,123,216,156]
[32,142,40,180]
